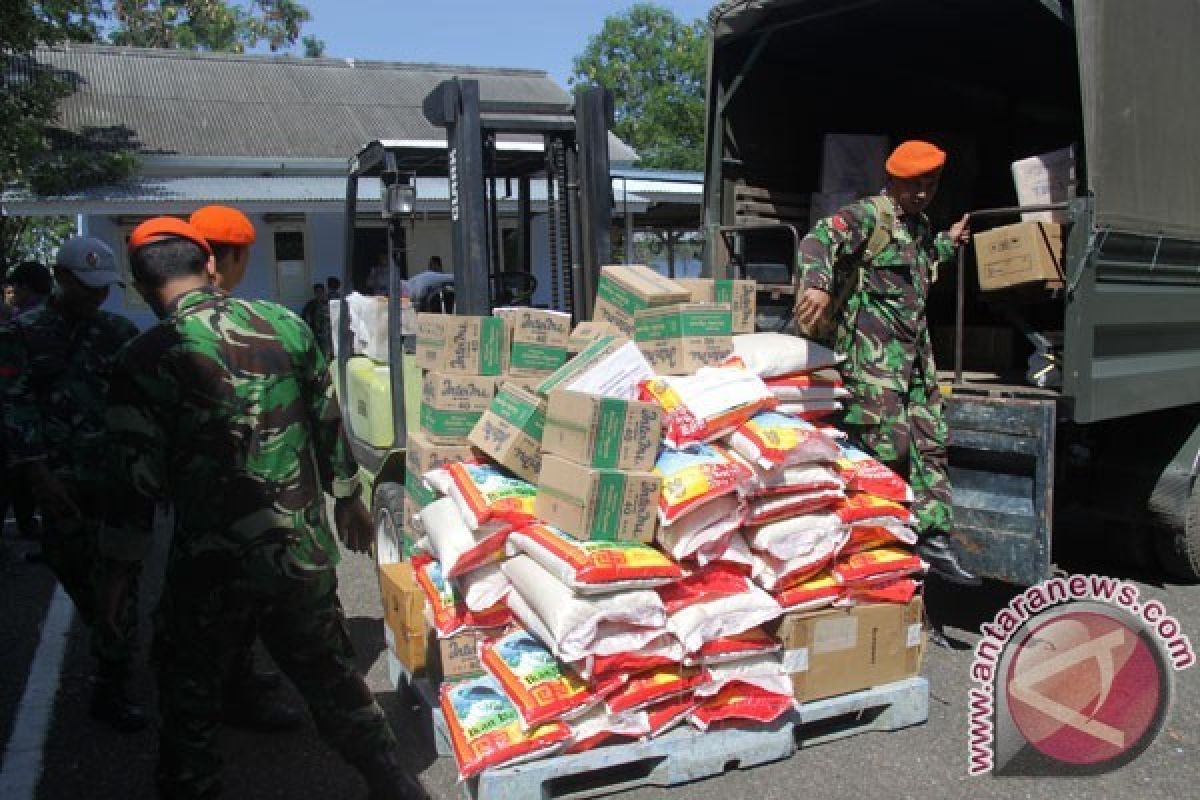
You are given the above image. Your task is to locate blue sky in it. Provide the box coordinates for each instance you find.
[294,1,716,87]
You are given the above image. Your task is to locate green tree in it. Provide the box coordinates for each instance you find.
[571,3,706,170]
[302,33,325,57]
[108,1,312,53]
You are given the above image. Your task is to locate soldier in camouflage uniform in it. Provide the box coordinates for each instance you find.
[101,217,426,800]
[0,237,147,731]
[796,140,979,587]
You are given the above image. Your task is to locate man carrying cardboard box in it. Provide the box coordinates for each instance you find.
[795,140,980,598]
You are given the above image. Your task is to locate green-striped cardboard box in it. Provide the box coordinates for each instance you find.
[419,371,498,443]
[591,264,690,337]
[543,389,663,472]
[634,302,734,375]
[494,307,571,378]
[467,382,547,483]
[676,278,758,334]
[534,453,660,543]
[414,313,508,375]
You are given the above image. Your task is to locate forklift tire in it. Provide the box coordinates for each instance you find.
[372,481,407,565]
[1155,480,1200,584]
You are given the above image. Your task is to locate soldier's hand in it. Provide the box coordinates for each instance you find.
[795,287,832,331]
[949,213,971,246]
[28,462,81,522]
[334,492,373,555]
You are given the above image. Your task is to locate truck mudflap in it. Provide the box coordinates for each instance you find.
[945,394,1056,585]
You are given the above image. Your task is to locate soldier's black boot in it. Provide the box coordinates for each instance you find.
[89,674,148,733]
[222,693,306,732]
[354,749,430,800]
[916,532,981,586]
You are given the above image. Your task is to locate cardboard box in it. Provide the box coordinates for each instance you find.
[535,454,660,542]
[568,321,619,354]
[419,371,498,442]
[415,313,508,375]
[1011,146,1075,224]
[677,279,758,334]
[543,389,663,472]
[973,222,1065,292]
[378,562,429,676]
[634,303,733,375]
[495,307,571,377]
[776,597,926,703]
[429,627,512,685]
[536,335,655,401]
[591,265,690,337]
[467,383,547,483]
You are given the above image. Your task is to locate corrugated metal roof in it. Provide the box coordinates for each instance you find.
[31,44,638,162]
[1,175,655,215]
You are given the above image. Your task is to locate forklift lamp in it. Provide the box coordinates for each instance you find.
[383,183,416,218]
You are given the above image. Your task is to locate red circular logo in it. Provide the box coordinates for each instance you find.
[1004,608,1168,769]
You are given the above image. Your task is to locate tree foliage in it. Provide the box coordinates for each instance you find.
[571,3,707,171]
[108,1,312,53]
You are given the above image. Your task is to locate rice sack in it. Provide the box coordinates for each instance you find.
[640,366,776,449]
[426,461,538,529]
[727,411,842,470]
[419,496,513,577]
[480,628,598,729]
[654,443,752,524]
[506,523,682,594]
[726,332,841,377]
[688,683,794,731]
[834,442,915,504]
[412,554,512,635]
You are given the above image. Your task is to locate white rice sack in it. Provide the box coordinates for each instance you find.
[564,706,652,754]
[744,487,845,526]
[667,578,782,653]
[738,462,845,498]
[747,513,847,561]
[503,555,667,662]
[506,523,682,594]
[655,494,746,562]
[455,563,511,613]
[419,497,512,577]
[777,401,843,417]
[750,531,849,591]
[696,653,791,697]
[694,530,755,570]
[727,411,842,470]
[730,333,841,378]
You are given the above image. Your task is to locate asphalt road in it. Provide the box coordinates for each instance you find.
[1,519,1197,800]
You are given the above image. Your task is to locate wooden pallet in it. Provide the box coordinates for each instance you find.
[386,637,929,799]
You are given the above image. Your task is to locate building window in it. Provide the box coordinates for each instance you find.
[272,227,310,308]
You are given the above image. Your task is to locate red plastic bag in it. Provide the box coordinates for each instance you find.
[605,666,704,714]
[441,675,570,780]
[412,554,512,636]
[688,682,794,731]
[832,546,927,586]
[834,443,915,504]
[480,628,598,729]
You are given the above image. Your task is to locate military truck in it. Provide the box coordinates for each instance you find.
[702,0,1200,583]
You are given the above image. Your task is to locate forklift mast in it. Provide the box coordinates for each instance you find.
[423,77,614,317]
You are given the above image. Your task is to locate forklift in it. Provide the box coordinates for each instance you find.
[333,78,616,561]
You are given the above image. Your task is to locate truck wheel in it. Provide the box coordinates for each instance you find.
[372,481,406,565]
[1155,481,1200,583]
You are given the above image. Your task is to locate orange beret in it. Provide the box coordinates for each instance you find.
[128,217,213,256]
[885,140,946,179]
[189,205,256,246]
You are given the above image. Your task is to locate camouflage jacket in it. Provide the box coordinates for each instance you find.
[0,302,138,485]
[798,194,956,392]
[100,286,360,574]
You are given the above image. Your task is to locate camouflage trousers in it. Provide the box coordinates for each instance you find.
[841,368,953,538]
[41,484,139,676]
[154,560,396,800]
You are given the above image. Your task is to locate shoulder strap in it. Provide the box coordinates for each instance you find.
[863,196,895,261]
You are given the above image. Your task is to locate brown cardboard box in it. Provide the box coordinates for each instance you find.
[495,307,571,377]
[419,372,498,443]
[973,222,1065,291]
[543,389,663,472]
[415,313,508,375]
[568,321,619,354]
[591,265,690,337]
[429,627,511,684]
[378,562,429,676]
[534,454,660,542]
[677,278,758,334]
[536,335,654,400]
[634,303,733,375]
[467,383,547,483]
[776,597,926,703]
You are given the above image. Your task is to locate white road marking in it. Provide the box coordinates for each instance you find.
[0,585,74,800]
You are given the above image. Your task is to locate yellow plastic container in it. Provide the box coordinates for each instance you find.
[346,356,395,448]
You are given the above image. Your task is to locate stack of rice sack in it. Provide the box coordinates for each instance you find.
[720,333,929,612]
